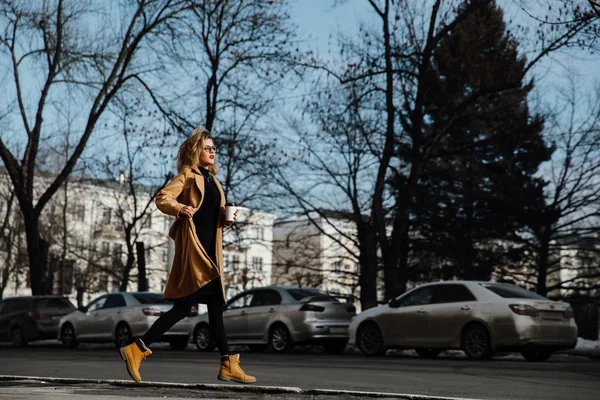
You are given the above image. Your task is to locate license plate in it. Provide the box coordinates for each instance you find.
[330,327,347,334]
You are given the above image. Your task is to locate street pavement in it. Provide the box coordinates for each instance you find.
[0,342,599,400]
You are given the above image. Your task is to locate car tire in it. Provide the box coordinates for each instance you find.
[115,323,132,348]
[416,348,442,359]
[462,323,493,360]
[61,323,79,349]
[323,340,348,355]
[11,326,27,348]
[194,323,215,352]
[269,324,292,353]
[521,348,553,362]
[356,322,386,356]
[169,336,189,351]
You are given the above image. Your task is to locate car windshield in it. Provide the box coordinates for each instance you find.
[481,284,549,300]
[286,288,338,302]
[132,293,171,304]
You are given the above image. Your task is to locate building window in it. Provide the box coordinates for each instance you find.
[332,261,341,274]
[101,207,112,224]
[143,214,152,229]
[256,227,264,240]
[163,249,168,263]
[232,255,240,271]
[252,257,263,272]
[223,254,230,273]
[101,242,110,257]
[72,204,85,221]
[113,243,123,259]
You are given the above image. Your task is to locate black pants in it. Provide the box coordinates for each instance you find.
[140,278,229,356]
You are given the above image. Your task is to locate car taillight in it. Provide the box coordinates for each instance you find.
[299,304,325,312]
[142,307,163,316]
[509,304,538,317]
[189,306,198,317]
[563,308,574,319]
[28,311,43,320]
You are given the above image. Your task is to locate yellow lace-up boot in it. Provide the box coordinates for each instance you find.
[119,342,152,383]
[217,354,257,384]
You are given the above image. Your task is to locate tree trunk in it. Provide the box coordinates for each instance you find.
[358,227,379,310]
[23,213,49,295]
[137,241,148,292]
[536,228,551,296]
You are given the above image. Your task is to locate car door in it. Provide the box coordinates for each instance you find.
[223,292,253,340]
[77,295,108,339]
[380,286,436,346]
[426,284,478,345]
[94,294,127,340]
[246,289,282,341]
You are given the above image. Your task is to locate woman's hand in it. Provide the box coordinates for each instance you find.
[178,205,197,218]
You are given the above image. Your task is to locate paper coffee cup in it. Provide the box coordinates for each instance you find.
[225,202,236,222]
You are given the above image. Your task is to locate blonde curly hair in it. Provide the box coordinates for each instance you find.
[176,128,219,175]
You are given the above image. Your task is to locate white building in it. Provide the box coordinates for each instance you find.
[271,211,364,307]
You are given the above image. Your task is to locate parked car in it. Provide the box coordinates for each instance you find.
[58,292,195,349]
[190,285,356,354]
[0,295,76,347]
[349,281,577,362]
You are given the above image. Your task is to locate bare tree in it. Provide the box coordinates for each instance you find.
[0,0,190,294]
[500,77,600,296]
[145,0,301,207]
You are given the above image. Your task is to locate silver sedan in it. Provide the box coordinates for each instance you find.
[58,292,195,350]
[349,281,577,361]
[190,285,356,354]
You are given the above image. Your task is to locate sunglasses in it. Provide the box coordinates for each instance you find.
[203,146,217,153]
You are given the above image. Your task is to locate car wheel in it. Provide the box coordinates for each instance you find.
[115,323,132,348]
[323,340,348,355]
[416,348,442,359]
[194,323,215,352]
[11,326,27,348]
[169,336,189,351]
[248,344,267,352]
[61,324,79,349]
[269,324,292,353]
[356,322,386,356]
[462,323,493,360]
[521,348,553,362]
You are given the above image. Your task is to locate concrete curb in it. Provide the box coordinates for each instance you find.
[0,375,482,400]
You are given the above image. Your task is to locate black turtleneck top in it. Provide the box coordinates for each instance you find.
[192,167,221,264]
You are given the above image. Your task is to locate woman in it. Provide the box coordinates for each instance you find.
[119,128,256,384]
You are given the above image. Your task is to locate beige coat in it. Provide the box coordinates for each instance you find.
[155,165,227,303]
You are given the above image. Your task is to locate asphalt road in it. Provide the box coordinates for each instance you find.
[0,342,598,400]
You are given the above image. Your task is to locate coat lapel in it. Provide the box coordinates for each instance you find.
[191,165,205,208]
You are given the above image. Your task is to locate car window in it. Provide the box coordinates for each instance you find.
[103,294,126,309]
[2,299,30,313]
[227,293,253,309]
[34,297,75,312]
[398,286,435,307]
[86,296,107,312]
[431,285,477,304]
[250,290,282,307]
[481,284,548,300]
[286,288,337,302]
[131,293,170,304]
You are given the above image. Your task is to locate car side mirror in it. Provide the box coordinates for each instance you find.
[388,298,400,308]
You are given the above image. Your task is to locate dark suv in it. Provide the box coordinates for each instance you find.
[0,296,76,347]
